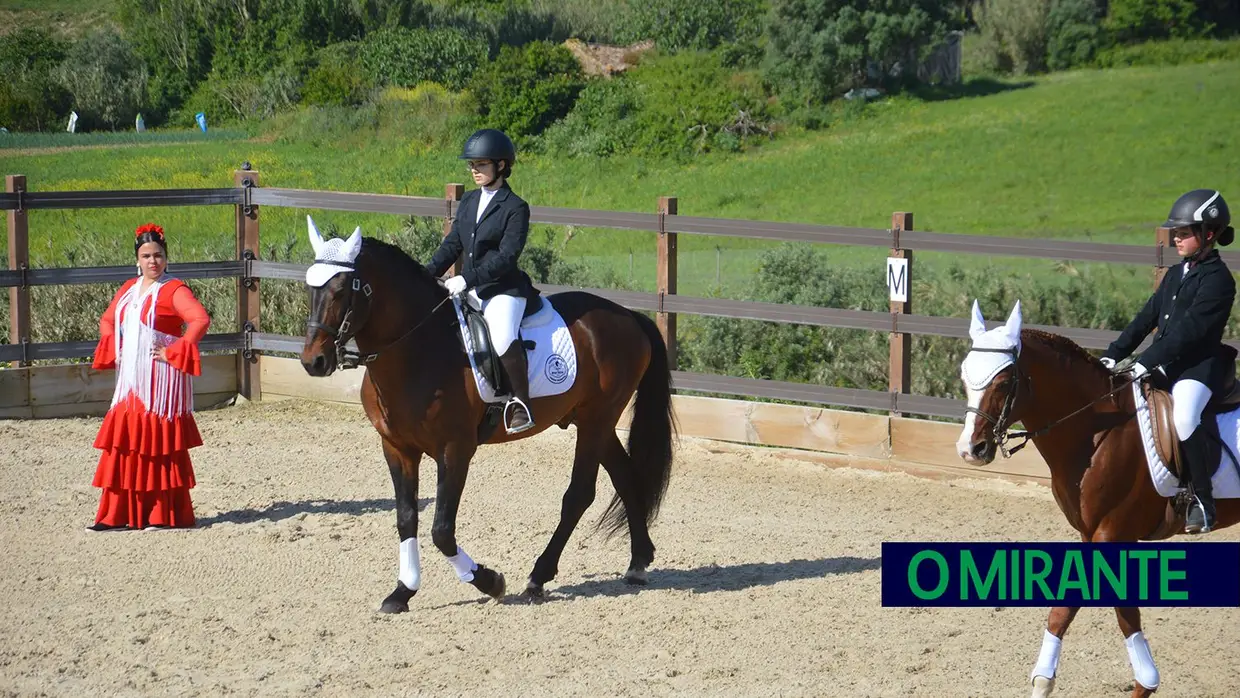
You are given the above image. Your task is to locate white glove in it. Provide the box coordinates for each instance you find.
[1130,362,1149,379]
[444,276,467,296]
[1100,357,1116,370]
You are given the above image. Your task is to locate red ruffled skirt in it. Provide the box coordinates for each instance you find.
[92,393,202,528]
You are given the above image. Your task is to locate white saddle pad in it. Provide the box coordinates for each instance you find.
[1133,382,1240,498]
[452,296,578,404]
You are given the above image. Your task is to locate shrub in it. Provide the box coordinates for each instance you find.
[764,0,955,106]
[1103,0,1205,44]
[1046,0,1103,70]
[302,42,371,107]
[1093,36,1240,67]
[541,50,776,158]
[0,28,72,131]
[617,0,765,53]
[360,27,487,91]
[56,29,149,131]
[466,41,584,139]
[974,0,1054,75]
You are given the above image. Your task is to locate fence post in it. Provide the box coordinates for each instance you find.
[1154,226,1173,287]
[657,196,678,370]
[6,175,30,368]
[888,212,914,416]
[234,165,260,401]
[443,183,465,276]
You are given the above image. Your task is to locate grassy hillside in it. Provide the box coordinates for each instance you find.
[2,59,1238,296]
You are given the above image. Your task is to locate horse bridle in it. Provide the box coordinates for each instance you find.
[964,347,1028,457]
[306,265,451,370]
[966,346,1143,458]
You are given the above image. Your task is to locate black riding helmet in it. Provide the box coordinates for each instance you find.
[1164,189,1234,246]
[460,128,516,179]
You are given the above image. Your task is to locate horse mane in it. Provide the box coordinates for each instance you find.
[1021,328,1109,376]
[359,237,444,294]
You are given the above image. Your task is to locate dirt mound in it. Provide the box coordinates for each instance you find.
[564,38,655,77]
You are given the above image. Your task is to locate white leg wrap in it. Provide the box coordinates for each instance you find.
[398,537,421,590]
[1125,631,1160,690]
[1031,629,1063,681]
[447,546,477,582]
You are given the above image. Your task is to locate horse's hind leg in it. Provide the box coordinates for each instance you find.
[431,441,506,602]
[1030,606,1080,697]
[524,434,602,598]
[379,439,423,614]
[599,431,656,585]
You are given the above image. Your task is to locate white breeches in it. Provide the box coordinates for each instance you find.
[468,290,525,355]
[1172,379,1212,438]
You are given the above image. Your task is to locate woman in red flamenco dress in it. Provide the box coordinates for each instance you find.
[88,223,210,531]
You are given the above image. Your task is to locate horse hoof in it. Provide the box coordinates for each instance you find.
[1031,675,1055,698]
[523,581,545,599]
[378,582,416,614]
[378,600,408,614]
[470,565,506,601]
[624,567,649,586]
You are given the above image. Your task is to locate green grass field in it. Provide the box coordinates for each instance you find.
[2,59,1238,299]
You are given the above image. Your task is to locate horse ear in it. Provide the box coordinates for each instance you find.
[307,215,324,258]
[1003,300,1023,344]
[343,225,362,261]
[969,299,987,341]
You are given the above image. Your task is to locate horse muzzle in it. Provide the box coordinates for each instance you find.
[301,349,338,377]
[958,439,997,466]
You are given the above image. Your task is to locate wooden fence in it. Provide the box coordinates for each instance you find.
[2,168,1225,421]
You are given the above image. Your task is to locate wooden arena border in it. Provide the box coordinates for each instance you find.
[0,169,1213,483]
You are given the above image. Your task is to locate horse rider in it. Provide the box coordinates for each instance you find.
[1102,189,1236,533]
[425,128,541,435]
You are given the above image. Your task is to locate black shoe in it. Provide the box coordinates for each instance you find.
[498,344,535,435]
[503,398,534,435]
[86,522,127,532]
[1186,495,1216,534]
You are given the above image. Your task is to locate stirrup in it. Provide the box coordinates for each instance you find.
[503,397,535,435]
[1185,496,1215,534]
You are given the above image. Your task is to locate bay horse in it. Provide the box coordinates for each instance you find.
[298,219,676,613]
[956,300,1240,698]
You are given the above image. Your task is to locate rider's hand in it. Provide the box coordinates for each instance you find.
[1130,361,1149,379]
[444,276,467,296]
[1100,357,1116,371]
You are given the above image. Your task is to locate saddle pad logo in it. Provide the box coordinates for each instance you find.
[545,354,569,384]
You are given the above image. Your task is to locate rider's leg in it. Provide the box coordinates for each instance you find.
[483,293,533,434]
[1172,378,1216,533]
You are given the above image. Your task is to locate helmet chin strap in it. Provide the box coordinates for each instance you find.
[479,160,507,188]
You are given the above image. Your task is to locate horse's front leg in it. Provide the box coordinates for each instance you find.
[1030,606,1080,697]
[379,439,423,614]
[432,441,506,601]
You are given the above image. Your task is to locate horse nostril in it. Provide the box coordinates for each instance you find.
[971,442,988,458]
[312,355,327,374]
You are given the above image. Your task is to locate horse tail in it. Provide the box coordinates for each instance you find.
[600,310,678,537]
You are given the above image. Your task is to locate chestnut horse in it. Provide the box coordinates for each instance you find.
[299,221,675,613]
[956,300,1240,697]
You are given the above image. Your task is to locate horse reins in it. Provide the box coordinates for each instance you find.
[307,264,453,370]
[966,346,1142,458]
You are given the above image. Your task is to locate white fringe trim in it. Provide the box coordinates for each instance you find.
[111,278,193,420]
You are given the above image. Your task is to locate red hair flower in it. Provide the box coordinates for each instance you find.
[135,223,165,238]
